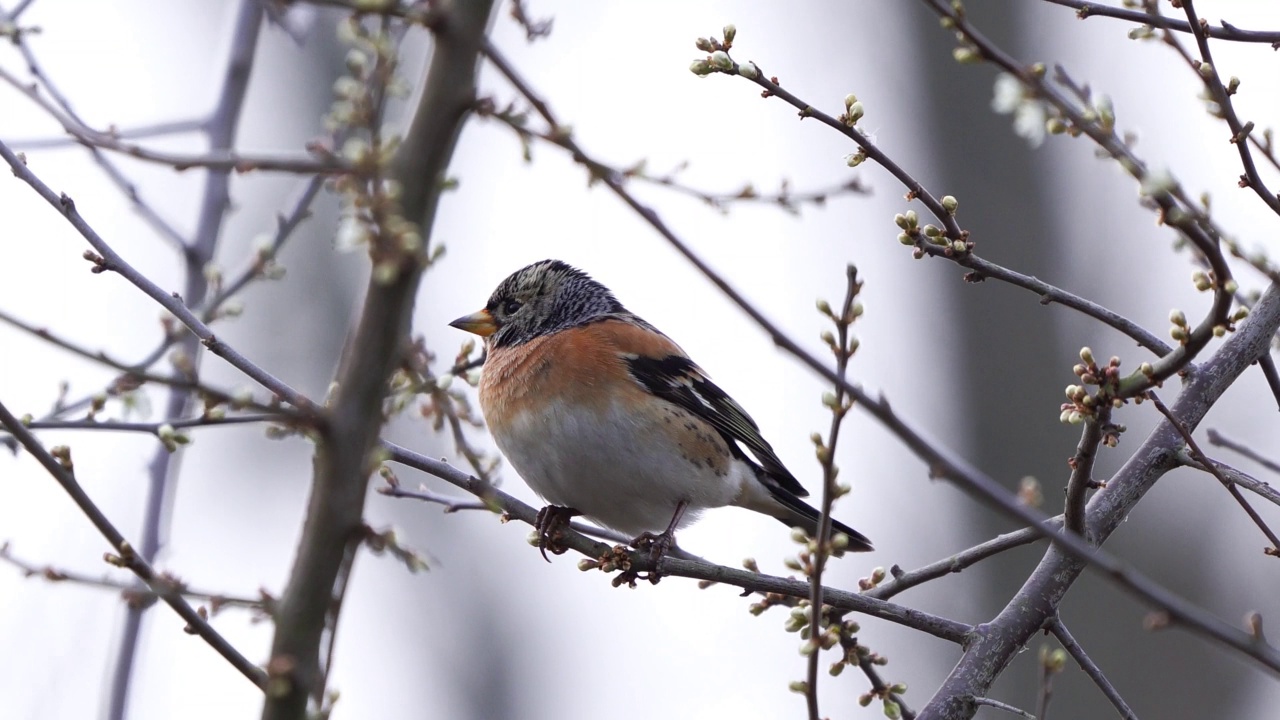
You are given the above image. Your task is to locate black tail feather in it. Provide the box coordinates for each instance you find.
[770,488,873,552]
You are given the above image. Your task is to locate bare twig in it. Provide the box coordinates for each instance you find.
[1041,0,1280,45]
[1176,451,1280,509]
[0,140,317,414]
[0,542,269,614]
[631,166,868,214]
[378,483,491,512]
[1177,0,1280,217]
[805,265,861,720]
[1046,617,1139,720]
[0,397,266,688]
[19,414,280,436]
[865,523,1055,602]
[0,308,283,417]
[970,696,1036,719]
[0,63,343,175]
[1148,392,1280,553]
[11,117,207,150]
[908,0,1236,398]
[1206,428,1280,475]
[202,175,326,320]
[0,6,192,249]
[108,4,269,717]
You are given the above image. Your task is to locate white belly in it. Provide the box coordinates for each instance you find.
[491,398,750,536]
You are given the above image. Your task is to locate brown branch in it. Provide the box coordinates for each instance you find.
[912,0,1235,398]
[0,63,342,175]
[920,281,1280,718]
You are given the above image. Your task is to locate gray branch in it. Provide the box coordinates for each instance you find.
[259,2,498,718]
[917,280,1280,719]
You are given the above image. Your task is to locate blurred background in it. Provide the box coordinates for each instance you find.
[1,1,1279,718]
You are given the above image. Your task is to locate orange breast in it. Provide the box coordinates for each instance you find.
[479,319,684,432]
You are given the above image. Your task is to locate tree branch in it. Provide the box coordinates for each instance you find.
[919,282,1280,719]
[381,442,974,644]
[1046,617,1138,720]
[260,3,497,717]
[0,397,266,688]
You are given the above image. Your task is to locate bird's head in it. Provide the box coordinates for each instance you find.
[449,259,625,347]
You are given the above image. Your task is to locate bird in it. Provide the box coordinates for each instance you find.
[449,259,873,568]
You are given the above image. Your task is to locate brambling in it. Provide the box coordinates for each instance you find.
[450,260,873,566]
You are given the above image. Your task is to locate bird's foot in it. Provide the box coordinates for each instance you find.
[628,530,678,584]
[534,505,580,562]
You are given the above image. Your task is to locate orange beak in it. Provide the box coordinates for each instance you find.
[449,308,498,337]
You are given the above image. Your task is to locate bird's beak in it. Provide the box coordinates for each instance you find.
[449,308,498,337]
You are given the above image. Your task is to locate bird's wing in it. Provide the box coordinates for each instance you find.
[624,351,810,498]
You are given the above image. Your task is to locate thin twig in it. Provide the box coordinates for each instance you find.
[913,0,1235,398]
[0,397,266,687]
[201,175,326,320]
[805,265,861,720]
[0,308,283,416]
[1148,391,1280,553]
[0,7,193,249]
[1178,0,1280,217]
[0,542,269,614]
[969,696,1036,719]
[1046,617,1139,720]
[21,414,279,434]
[0,140,317,415]
[1206,428,1280,474]
[0,66,342,175]
[378,484,491,512]
[11,118,207,150]
[1040,0,1280,45]
[1175,451,1280,509]
[865,523,1055,601]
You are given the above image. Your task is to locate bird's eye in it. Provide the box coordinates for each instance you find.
[502,299,523,315]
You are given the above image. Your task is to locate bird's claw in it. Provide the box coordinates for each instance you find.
[627,530,677,584]
[534,505,580,562]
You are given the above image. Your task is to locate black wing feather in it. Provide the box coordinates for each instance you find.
[626,354,810,498]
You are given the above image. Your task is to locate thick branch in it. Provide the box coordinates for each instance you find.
[919,282,1280,719]
[260,3,497,718]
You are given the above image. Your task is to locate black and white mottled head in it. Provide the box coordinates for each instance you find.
[450,260,630,348]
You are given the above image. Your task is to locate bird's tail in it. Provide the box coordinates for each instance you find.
[766,486,874,552]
